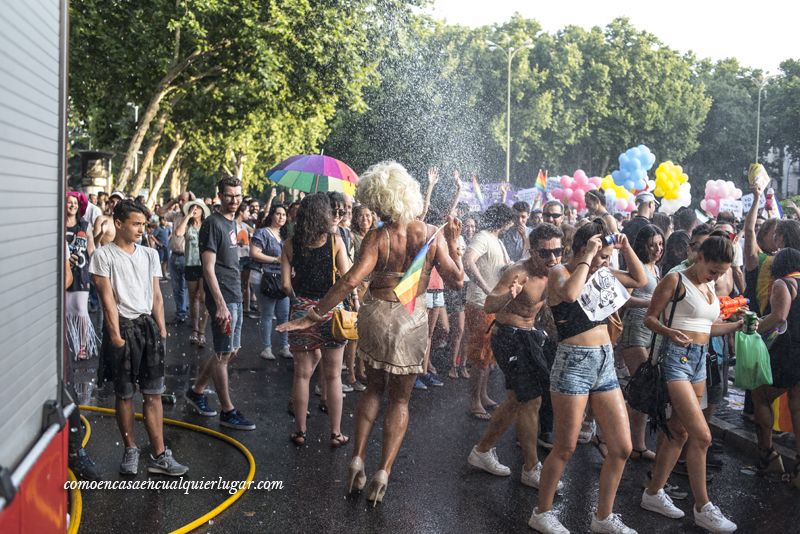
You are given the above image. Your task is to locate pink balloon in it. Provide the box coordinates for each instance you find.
[573,169,588,182]
[588,177,602,188]
[705,198,719,215]
[560,175,574,189]
[734,187,743,199]
[616,198,627,210]
[627,200,636,212]
[551,188,563,200]
[563,188,574,200]
[572,188,585,202]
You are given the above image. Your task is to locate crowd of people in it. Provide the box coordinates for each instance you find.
[62,166,800,533]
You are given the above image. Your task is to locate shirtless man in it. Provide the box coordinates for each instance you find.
[93,191,124,246]
[467,223,565,489]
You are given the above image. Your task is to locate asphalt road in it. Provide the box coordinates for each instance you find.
[72,281,800,533]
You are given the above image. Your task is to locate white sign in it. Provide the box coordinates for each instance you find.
[741,193,766,214]
[515,187,539,206]
[546,177,561,192]
[718,199,743,218]
[577,267,631,322]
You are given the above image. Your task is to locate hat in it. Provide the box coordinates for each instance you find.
[110,191,125,200]
[635,191,659,205]
[183,199,211,218]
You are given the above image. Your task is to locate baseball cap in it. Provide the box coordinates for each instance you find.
[635,191,659,205]
[110,191,125,200]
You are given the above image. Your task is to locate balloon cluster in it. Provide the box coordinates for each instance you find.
[612,145,656,192]
[701,180,743,217]
[654,161,692,215]
[549,170,602,212]
[600,175,636,213]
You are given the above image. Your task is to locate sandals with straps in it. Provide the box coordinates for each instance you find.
[331,433,350,448]
[290,431,306,446]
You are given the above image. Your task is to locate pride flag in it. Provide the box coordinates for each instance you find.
[394,224,446,314]
[535,169,547,192]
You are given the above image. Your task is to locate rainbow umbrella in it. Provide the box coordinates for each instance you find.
[267,154,358,196]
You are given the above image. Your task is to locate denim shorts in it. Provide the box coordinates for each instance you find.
[550,343,618,395]
[659,338,707,384]
[209,302,243,354]
[426,290,445,309]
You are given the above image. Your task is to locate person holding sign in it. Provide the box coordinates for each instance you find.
[529,220,647,534]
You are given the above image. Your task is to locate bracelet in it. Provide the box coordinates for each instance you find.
[577,261,591,269]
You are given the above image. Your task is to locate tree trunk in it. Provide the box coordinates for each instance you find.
[169,163,182,199]
[128,108,169,197]
[146,135,185,208]
[115,49,202,192]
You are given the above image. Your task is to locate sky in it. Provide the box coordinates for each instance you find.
[427,0,798,73]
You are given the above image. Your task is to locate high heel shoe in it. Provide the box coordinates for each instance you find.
[347,457,367,493]
[366,470,389,507]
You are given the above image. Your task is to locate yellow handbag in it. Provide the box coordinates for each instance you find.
[330,236,358,341]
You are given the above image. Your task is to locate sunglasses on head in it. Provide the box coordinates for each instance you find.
[537,247,564,259]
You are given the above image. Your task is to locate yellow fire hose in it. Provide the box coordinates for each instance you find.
[67,405,256,534]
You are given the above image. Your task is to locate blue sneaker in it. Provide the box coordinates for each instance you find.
[424,373,444,387]
[220,409,256,430]
[185,389,217,417]
[414,377,428,390]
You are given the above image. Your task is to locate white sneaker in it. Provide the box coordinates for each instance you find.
[640,488,685,518]
[694,502,737,533]
[521,462,564,491]
[314,384,321,396]
[342,382,354,393]
[528,507,569,533]
[578,420,596,444]
[590,513,637,534]
[259,348,276,360]
[467,446,511,476]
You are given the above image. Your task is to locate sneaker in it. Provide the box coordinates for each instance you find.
[424,373,444,387]
[756,448,785,474]
[247,310,260,319]
[119,447,140,475]
[276,346,293,359]
[643,471,688,500]
[185,389,218,417]
[673,460,713,482]
[341,382,354,393]
[220,408,256,430]
[70,448,102,481]
[528,507,569,534]
[693,502,737,533]
[538,432,554,450]
[147,448,189,476]
[414,377,428,390]
[349,381,367,392]
[578,420,596,444]
[314,384,322,396]
[259,347,276,360]
[521,461,565,491]
[640,488,685,518]
[467,446,511,476]
[590,512,637,534]
[706,452,724,470]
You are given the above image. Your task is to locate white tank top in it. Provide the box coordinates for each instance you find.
[667,272,719,334]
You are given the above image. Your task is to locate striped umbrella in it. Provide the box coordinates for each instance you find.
[267,154,358,196]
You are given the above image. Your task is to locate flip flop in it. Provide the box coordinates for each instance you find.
[469,411,491,421]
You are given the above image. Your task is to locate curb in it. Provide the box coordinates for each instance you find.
[709,415,795,464]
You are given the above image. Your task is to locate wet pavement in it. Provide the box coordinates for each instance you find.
[72,282,800,533]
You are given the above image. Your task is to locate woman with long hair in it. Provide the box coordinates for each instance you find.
[249,204,290,360]
[641,236,742,533]
[278,161,463,504]
[345,204,374,388]
[66,192,97,359]
[176,199,210,347]
[618,224,664,461]
[281,193,352,447]
[446,214,476,379]
[529,219,648,534]
[235,204,256,316]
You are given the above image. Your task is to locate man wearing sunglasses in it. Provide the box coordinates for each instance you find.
[467,223,565,490]
[541,200,565,227]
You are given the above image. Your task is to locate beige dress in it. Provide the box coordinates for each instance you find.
[357,293,427,375]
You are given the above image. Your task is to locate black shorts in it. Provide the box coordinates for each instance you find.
[99,315,165,399]
[444,286,466,313]
[185,265,203,281]
[490,323,549,403]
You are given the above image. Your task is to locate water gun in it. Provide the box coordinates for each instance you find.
[719,296,748,319]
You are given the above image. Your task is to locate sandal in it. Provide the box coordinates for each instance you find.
[197,334,206,348]
[318,400,328,414]
[448,367,459,379]
[290,431,306,446]
[591,435,608,459]
[469,411,491,421]
[189,331,199,344]
[630,448,656,461]
[459,366,471,379]
[331,433,350,448]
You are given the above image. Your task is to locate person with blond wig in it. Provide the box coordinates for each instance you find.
[279,161,464,505]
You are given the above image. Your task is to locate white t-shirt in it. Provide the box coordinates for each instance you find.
[89,243,162,319]
[83,202,102,227]
[465,230,510,307]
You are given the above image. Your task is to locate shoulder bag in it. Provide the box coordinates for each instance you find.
[330,235,358,341]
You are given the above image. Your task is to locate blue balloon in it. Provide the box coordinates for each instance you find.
[612,169,623,185]
[625,180,635,190]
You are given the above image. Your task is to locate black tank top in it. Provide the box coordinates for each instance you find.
[550,300,608,341]
[292,234,334,299]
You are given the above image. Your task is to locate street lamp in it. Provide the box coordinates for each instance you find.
[486,38,534,184]
[127,102,140,173]
[754,74,776,163]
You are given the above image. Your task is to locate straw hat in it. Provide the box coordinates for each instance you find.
[183,199,211,218]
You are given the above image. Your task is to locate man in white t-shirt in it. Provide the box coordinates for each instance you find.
[90,200,188,477]
[463,203,514,419]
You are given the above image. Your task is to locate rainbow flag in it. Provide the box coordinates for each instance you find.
[535,169,547,191]
[394,224,446,314]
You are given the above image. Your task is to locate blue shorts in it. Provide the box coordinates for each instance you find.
[550,343,618,395]
[659,339,707,384]
[426,290,445,308]
[209,302,243,354]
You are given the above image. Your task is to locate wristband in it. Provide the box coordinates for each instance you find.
[577,261,591,269]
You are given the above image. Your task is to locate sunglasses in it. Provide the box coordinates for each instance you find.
[543,212,563,219]
[537,247,564,259]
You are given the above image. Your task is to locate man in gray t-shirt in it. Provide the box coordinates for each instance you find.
[185,177,255,431]
[90,200,188,476]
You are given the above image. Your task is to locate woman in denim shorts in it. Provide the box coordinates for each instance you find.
[529,220,649,534]
[641,236,743,532]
